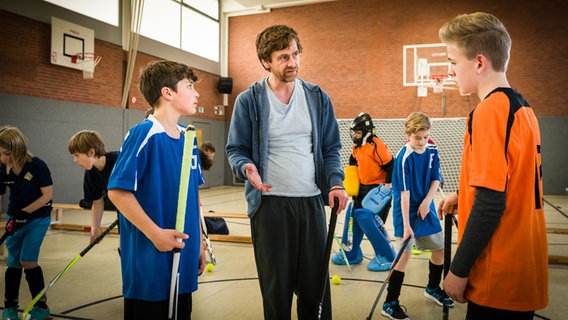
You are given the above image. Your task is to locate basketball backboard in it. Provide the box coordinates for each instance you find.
[50,17,95,71]
[403,43,456,96]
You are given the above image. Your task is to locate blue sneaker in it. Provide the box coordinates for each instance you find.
[424,286,454,308]
[367,255,392,271]
[381,300,409,320]
[330,249,363,265]
[2,306,19,320]
[28,305,50,320]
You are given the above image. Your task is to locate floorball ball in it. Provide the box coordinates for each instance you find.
[331,275,341,284]
[206,263,215,272]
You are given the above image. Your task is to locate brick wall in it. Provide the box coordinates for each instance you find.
[227,0,568,120]
[0,10,224,121]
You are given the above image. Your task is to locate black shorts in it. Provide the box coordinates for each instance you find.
[124,293,192,320]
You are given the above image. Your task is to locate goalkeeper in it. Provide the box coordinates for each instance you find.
[331,112,395,271]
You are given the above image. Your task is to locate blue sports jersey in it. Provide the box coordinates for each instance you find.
[108,115,204,301]
[392,142,442,238]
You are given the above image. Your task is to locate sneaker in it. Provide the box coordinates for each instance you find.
[424,286,454,308]
[411,244,422,255]
[330,249,363,265]
[28,305,50,320]
[367,255,392,271]
[381,300,409,320]
[2,307,19,320]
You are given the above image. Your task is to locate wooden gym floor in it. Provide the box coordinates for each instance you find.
[1,186,566,319]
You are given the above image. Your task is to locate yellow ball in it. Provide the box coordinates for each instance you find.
[206,263,215,272]
[331,275,341,285]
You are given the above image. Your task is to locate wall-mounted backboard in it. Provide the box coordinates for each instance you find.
[403,43,456,97]
[50,16,95,71]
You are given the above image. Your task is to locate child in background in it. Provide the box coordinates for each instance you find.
[68,130,118,243]
[382,112,453,320]
[108,60,205,319]
[1,126,53,320]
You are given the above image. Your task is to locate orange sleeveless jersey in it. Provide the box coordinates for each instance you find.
[352,136,393,185]
[457,89,548,311]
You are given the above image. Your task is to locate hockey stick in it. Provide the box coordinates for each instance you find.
[168,126,195,320]
[0,230,8,247]
[333,234,351,271]
[341,202,354,252]
[199,206,216,265]
[366,219,421,320]
[22,218,119,320]
[443,203,455,320]
[317,197,339,320]
[0,218,22,247]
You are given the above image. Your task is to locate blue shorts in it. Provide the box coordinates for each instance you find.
[6,216,51,267]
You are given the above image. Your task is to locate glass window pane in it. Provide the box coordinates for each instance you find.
[181,8,219,62]
[140,0,181,48]
[44,0,119,26]
[183,0,219,20]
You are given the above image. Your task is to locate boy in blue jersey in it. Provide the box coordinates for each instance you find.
[382,112,453,320]
[108,60,205,320]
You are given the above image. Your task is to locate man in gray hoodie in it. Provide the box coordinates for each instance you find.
[226,25,348,320]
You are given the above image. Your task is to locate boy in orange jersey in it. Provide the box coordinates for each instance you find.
[332,112,396,271]
[437,12,548,319]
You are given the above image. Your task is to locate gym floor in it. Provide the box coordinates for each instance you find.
[1,185,566,319]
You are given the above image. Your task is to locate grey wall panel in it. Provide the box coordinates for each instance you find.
[0,93,228,211]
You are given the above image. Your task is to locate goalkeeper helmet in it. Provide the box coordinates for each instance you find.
[351,113,374,147]
[350,113,374,132]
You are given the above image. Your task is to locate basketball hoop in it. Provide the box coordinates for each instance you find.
[429,74,448,93]
[72,52,101,79]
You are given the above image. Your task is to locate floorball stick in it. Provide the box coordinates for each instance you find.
[199,206,216,265]
[0,218,21,247]
[22,218,119,319]
[443,204,455,320]
[317,197,339,320]
[342,203,354,252]
[366,219,421,320]
[333,234,351,271]
[168,126,195,320]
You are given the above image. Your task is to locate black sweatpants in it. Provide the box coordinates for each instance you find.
[251,195,332,320]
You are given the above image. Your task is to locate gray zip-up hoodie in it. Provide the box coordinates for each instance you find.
[226,78,344,217]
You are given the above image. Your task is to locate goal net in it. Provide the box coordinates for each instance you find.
[337,117,466,193]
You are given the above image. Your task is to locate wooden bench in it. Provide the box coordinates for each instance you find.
[547,227,568,265]
[50,203,251,243]
[51,203,84,225]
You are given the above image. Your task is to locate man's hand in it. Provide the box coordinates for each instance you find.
[328,186,348,214]
[245,163,272,192]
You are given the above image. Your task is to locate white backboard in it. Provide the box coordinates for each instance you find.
[403,43,457,96]
[50,17,95,71]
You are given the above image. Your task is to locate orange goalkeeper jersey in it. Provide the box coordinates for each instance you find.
[457,88,548,311]
[352,136,393,185]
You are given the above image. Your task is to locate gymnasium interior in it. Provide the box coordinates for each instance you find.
[1,0,567,319]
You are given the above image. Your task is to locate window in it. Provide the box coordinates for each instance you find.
[44,0,119,26]
[182,7,219,62]
[45,0,220,62]
[140,0,181,48]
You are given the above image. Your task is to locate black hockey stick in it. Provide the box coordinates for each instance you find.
[442,204,455,320]
[317,197,339,320]
[0,230,9,247]
[0,218,18,247]
[367,219,421,320]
